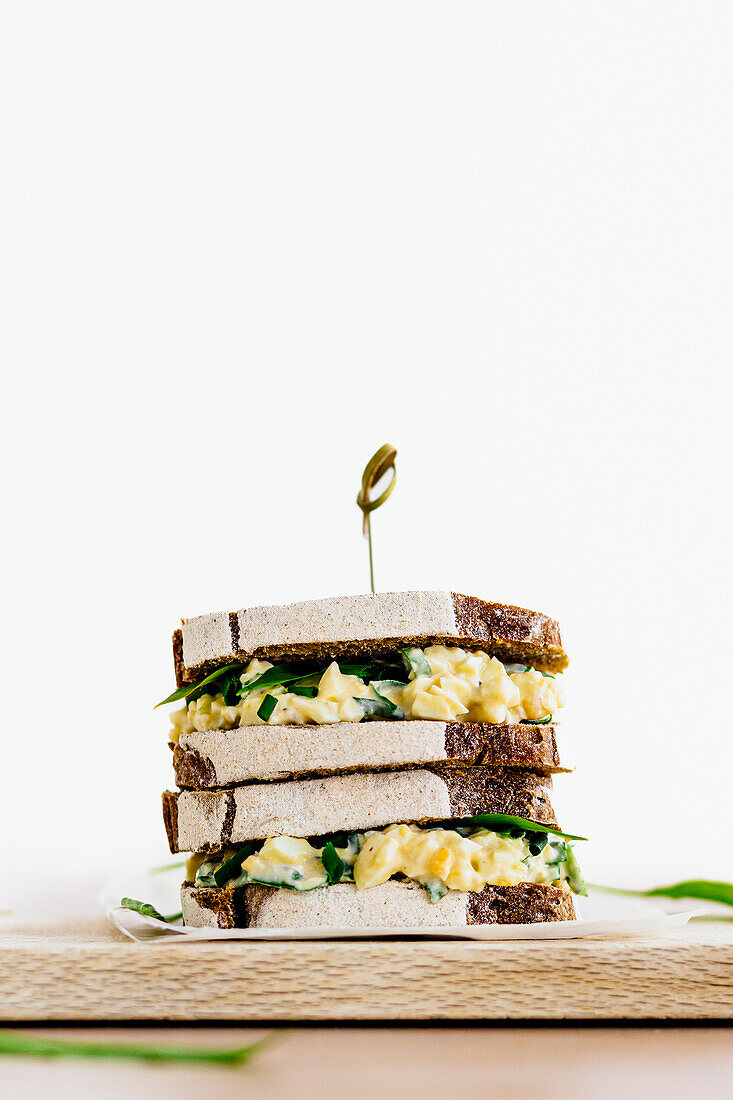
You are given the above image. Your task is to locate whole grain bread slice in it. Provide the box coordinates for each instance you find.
[180,879,576,929]
[172,591,567,686]
[163,765,557,854]
[172,721,565,788]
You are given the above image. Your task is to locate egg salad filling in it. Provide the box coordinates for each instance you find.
[167,645,564,740]
[187,821,585,904]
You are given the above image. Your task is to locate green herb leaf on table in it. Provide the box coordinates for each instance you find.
[0,1028,270,1065]
[257,693,278,721]
[155,663,244,708]
[592,879,733,908]
[150,860,187,874]
[321,842,345,885]
[119,898,182,923]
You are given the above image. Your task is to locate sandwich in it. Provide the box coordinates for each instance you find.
[159,591,585,930]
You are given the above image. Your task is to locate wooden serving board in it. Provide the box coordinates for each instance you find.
[1,917,731,1021]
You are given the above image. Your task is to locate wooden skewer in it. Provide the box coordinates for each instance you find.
[356,444,397,593]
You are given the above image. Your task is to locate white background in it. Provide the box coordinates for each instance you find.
[1,2,731,912]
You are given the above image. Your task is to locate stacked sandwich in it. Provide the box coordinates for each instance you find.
[160,592,585,930]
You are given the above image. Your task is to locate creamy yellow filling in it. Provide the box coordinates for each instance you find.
[188,824,571,898]
[170,645,563,740]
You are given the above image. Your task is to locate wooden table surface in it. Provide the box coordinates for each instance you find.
[1,916,732,1021]
[1,1023,732,1099]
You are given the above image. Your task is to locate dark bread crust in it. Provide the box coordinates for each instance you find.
[451,595,566,672]
[172,743,218,788]
[162,766,557,854]
[430,765,557,826]
[443,723,562,771]
[171,723,564,790]
[466,882,576,925]
[181,880,575,929]
[172,593,567,686]
[162,790,178,854]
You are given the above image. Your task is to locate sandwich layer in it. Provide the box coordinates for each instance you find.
[168,648,563,735]
[180,879,576,929]
[188,820,582,899]
[172,721,564,787]
[174,591,567,684]
[163,766,556,854]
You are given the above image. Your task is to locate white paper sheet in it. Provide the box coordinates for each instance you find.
[103,866,700,943]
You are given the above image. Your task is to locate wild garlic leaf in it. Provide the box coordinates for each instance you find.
[119,898,182,923]
[213,843,261,888]
[590,880,733,909]
[0,1029,269,1065]
[457,814,587,842]
[368,681,405,718]
[155,663,244,708]
[564,845,588,896]
[355,696,399,719]
[642,880,733,906]
[237,663,310,697]
[423,879,449,903]
[321,842,345,885]
[400,647,431,678]
[257,693,278,721]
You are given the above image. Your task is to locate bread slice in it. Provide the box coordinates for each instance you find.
[172,721,565,788]
[173,591,567,685]
[180,879,576,929]
[163,766,557,854]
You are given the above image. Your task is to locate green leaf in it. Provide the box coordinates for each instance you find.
[564,844,588,896]
[288,684,319,698]
[150,860,186,874]
[119,898,182,923]
[593,880,733,908]
[527,832,549,857]
[644,880,733,906]
[456,814,587,842]
[321,842,345,885]
[400,647,431,677]
[339,660,406,681]
[213,843,261,888]
[520,715,553,725]
[423,879,449,903]
[287,672,322,691]
[155,663,243,708]
[215,667,248,706]
[368,682,405,719]
[237,663,311,697]
[355,697,400,719]
[257,693,278,721]
[0,1028,269,1065]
